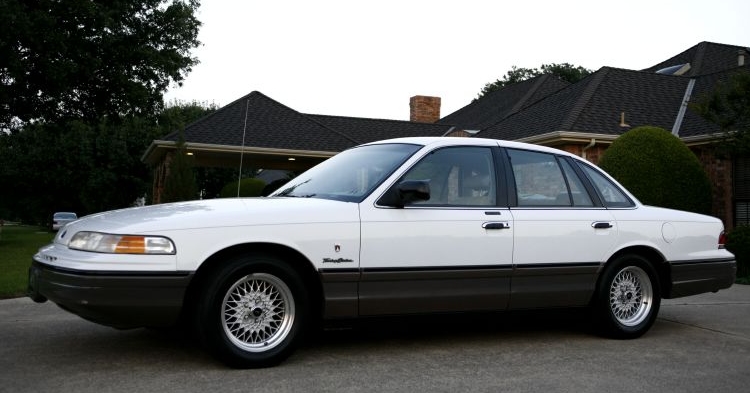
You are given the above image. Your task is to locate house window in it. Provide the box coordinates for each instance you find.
[735,156,750,226]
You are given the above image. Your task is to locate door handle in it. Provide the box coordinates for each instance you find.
[592,222,613,229]
[483,222,510,230]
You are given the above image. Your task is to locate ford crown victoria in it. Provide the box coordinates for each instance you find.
[28,137,736,368]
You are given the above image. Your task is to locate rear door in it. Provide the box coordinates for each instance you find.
[503,148,619,308]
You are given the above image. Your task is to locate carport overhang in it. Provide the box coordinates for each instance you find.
[142,140,338,171]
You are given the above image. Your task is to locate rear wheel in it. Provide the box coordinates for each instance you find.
[594,254,660,339]
[195,254,308,368]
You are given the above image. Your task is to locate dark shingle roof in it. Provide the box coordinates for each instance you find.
[307,114,454,143]
[160,42,746,153]
[438,75,570,130]
[642,41,749,77]
[164,91,456,152]
[163,91,360,152]
[478,67,692,140]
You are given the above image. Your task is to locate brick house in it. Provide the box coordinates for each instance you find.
[143,41,748,228]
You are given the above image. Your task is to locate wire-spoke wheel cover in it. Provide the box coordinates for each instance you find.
[221,273,295,352]
[608,266,653,327]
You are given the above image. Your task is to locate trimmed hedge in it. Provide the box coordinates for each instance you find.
[219,178,266,198]
[598,126,712,214]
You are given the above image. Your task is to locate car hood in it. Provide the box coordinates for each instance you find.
[59,198,359,235]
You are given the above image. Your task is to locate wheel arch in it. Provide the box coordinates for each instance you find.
[182,242,323,322]
[604,245,670,298]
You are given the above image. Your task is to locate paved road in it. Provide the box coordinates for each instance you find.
[1,285,749,393]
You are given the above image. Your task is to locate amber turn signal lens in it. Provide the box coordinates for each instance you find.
[115,236,147,254]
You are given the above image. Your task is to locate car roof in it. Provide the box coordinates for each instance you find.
[365,137,580,160]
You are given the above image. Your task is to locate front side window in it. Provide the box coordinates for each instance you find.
[400,146,497,206]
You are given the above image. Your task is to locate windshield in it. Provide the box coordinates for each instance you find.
[270,143,422,202]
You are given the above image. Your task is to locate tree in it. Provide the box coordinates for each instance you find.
[476,63,593,100]
[0,117,164,224]
[598,126,712,215]
[692,70,750,154]
[0,102,216,223]
[0,0,201,131]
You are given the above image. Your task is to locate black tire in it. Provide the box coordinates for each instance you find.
[594,254,661,339]
[195,253,308,368]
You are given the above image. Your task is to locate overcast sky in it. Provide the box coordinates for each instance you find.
[163,0,749,121]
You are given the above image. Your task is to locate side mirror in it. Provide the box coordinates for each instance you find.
[378,180,430,208]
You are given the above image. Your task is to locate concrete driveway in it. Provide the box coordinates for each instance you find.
[1,285,748,393]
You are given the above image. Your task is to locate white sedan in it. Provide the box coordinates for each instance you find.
[28,137,736,368]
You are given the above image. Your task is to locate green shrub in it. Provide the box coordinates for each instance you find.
[599,126,712,214]
[726,225,750,281]
[219,178,266,198]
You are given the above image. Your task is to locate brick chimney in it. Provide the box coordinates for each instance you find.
[410,95,441,123]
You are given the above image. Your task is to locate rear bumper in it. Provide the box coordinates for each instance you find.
[28,260,193,329]
[667,258,736,298]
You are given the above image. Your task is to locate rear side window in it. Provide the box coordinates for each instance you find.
[579,164,634,208]
[506,149,593,207]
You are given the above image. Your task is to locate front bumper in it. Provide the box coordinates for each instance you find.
[667,257,737,298]
[28,260,193,329]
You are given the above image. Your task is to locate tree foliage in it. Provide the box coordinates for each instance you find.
[598,126,712,215]
[0,117,161,224]
[692,70,750,154]
[0,0,201,131]
[477,63,593,100]
[0,102,216,224]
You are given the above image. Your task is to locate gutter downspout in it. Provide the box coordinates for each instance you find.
[582,138,596,161]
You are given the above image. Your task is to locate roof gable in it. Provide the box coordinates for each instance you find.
[163,91,360,152]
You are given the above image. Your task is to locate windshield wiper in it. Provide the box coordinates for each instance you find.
[274,193,316,198]
[275,179,311,197]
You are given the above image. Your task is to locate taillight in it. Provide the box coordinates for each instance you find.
[718,231,727,249]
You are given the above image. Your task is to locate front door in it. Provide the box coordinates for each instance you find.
[358,145,514,315]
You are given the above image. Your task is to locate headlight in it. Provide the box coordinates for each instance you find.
[68,232,176,255]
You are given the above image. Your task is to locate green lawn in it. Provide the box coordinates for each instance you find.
[0,225,55,299]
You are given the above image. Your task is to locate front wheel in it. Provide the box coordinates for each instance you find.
[594,254,660,339]
[195,254,308,368]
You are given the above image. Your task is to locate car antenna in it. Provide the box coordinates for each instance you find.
[237,98,250,197]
